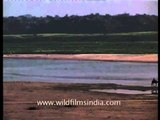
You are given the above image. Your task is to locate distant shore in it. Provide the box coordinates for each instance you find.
[3,54,158,62]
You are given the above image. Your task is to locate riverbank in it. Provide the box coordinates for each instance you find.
[3,54,158,62]
[4,82,158,120]
[3,32,157,54]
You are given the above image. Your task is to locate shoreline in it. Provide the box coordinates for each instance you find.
[3,54,158,63]
[3,81,154,91]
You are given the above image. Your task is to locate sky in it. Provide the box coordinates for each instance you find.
[3,0,158,17]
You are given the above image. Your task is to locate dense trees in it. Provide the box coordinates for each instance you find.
[3,14,158,34]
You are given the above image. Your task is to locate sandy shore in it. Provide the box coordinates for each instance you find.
[3,54,158,62]
[4,82,158,120]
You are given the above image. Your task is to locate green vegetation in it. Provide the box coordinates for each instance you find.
[3,31,158,54]
[4,14,157,34]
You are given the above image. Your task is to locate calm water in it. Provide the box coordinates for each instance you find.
[90,89,151,95]
[3,58,158,86]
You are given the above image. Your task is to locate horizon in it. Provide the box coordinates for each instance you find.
[3,0,158,17]
[3,13,158,18]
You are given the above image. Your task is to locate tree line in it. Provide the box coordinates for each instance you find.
[3,13,158,34]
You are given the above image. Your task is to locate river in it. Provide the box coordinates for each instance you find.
[3,58,158,86]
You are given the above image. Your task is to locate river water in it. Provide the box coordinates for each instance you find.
[3,58,158,86]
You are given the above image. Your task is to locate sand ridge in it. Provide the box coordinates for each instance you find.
[3,54,158,62]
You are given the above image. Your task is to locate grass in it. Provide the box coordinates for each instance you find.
[3,31,158,54]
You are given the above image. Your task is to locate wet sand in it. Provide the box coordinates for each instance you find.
[3,54,158,62]
[4,82,158,120]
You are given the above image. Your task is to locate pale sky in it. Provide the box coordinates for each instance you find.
[3,0,158,17]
